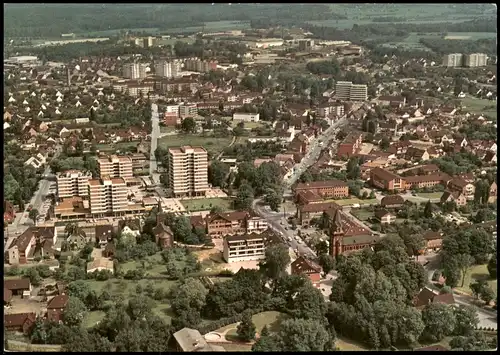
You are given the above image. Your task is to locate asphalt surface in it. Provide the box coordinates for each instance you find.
[150,103,160,177]
[252,199,316,258]
[283,116,348,189]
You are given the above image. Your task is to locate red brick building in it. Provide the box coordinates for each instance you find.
[293,180,349,200]
[370,167,405,191]
[337,133,363,158]
[46,295,69,323]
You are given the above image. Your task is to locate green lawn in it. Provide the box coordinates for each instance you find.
[160,126,177,133]
[336,336,369,351]
[181,197,234,212]
[416,192,443,199]
[350,209,374,221]
[230,120,267,129]
[456,264,497,297]
[83,310,106,328]
[445,32,497,40]
[158,134,233,156]
[460,95,497,120]
[215,311,289,341]
[332,198,378,206]
[120,252,166,276]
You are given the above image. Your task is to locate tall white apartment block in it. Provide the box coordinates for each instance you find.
[88,177,128,216]
[442,53,464,67]
[154,60,179,78]
[122,63,147,79]
[167,146,208,198]
[56,170,92,198]
[464,53,488,67]
[97,155,133,179]
[335,81,368,101]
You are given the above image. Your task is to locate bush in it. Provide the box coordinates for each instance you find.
[218,269,234,277]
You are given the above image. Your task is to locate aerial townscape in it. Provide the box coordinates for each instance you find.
[3,3,498,352]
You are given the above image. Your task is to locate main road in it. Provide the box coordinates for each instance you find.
[284,116,348,190]
[150,103,161,184]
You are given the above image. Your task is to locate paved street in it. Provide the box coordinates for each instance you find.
[150,103,160,175]
[252,199,316,258]
[283,116,348,189]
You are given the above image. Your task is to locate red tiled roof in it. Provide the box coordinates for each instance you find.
[47,294,69,309]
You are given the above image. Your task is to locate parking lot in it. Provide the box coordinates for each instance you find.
[159,198,186,213]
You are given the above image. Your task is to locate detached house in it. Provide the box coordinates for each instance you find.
[440,190,467,207]
[291,256,322,287]
[447,177,475,201]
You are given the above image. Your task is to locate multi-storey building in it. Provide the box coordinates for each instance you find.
[167,146,208,198]
[222,229,278,263]
[88,177,128,217]
[122,63,147,79]
[154,60,179,78]
[298,39,315,51]
[56,170,92,198]
[370,167,405,191]
[447,177,475,201]
[464,53,488,67]
[143,36,155,48]
[184,58,218,73]
[442,53,463,67]
[293,180,349,200]
[335,81,368,101]
[97,155,133,180]
[179,104,198,118]
[337,132,363,158]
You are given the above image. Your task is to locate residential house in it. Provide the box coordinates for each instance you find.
[4,313,36,334]
[205,211,267,237]
[440,190,467,207]
[173,328,226,352]
[447,177,475,201]
[7,227,57,265]
[374,209,396,224]
[87,258,114,274]
[413,287,455,310]
[4,278,32,298]
[293,180,349,200]
[337,133,363,158]
[153,222,174,249]
[405,147,429,162]
[95,224,114,248]
[66,229,89,250]
[422,231,444,253]
[380,195,405,209]
[46,294,69,323]
[297,202,342,226]
[118,219,142,238]
[291,256,322,287]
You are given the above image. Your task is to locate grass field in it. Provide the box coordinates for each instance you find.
[445,32,497,40]
[181,197,234,212]
[215,311,289,342]
[331,198,378,206]
[456,264,497,297]
[120,252,166,276]
[460,95,497,120]
[381,32,440,51]
[416,192,443,199]
[158,134,232,156]
[230,120,267,129]
[350,209,374,221]
[336,336,369,351]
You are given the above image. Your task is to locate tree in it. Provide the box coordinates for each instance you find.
[474,179,490,204]
[453,306,479,336]
[208,161,229,188]
[289,284,327,321]
[259,244,291,282]
[423,200,433,218]
[379,137,390,150]
[470,279,487,300]
[170,277,208,315]
[29,208,39,225]
[314,240,329,256]
[274,318,330,352]
[487,255,497,279]
[346,157,360,180]
[401,233,425,257]
[479,285,495,304]
[456,253,473,287]
[264,188,282,212]
[252,325,278,352]
[170,216,194,244]
[234,183,254,210]
[25,267,42,286]
[421,303,456,342]
[62,297,87,327]
[318,253,335,275]
[442,263,461,288]
[181,117,196,133]
[450,331,494,351]
[237,311,256,341]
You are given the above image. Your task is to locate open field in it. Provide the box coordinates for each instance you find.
[164,20,250,34]
[416,192,443,199]
[330,198,378,206]
[181,197,234,212]
[158,134,233,156]
[456,264,497,297]
[83,310,106,328]
[230,120,267,129]
[120,252,166,276]
[336,336,369,351]
[215,311,289,341]
[460,95,497,120]
[381,32,440,51]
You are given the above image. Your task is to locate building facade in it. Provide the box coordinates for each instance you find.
[122,63,148,79]
[167,146,208,198]
[97,155,133,180]
[88,177,128,216]
[56,170,92,198]
[442,53,463,67]
[335,81,368,101]
[464,53,488,67]
[154,60,179,78]
[294,180,349,199]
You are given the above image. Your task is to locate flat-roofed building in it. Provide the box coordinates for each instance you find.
[223,229,279,263]
[443,53,463,67]
[464,53,488,67]
[97,155,133,179]
[56,170,92,198]
[335,81,368,101]
[167,146,208,198]
[122,63,147,79]
[88,176,128,217]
